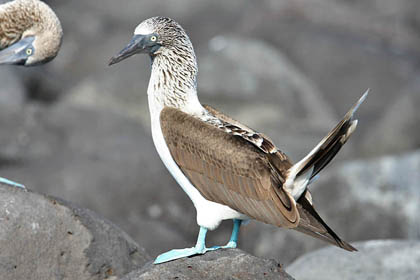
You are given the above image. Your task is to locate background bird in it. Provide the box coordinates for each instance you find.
[109,16,366,264]
[0,0,62,188]
[0,0,62,66]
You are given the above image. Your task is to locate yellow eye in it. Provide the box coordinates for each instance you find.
[150,35,157,42]
[26,48,32,55]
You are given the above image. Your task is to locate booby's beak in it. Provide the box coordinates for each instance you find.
[108,34,148,66]
[0,36,35,65]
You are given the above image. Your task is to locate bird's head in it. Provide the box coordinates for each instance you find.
[109,16,194,66]
[0,0,63,66]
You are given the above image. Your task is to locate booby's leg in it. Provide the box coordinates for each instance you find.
[0,177,25,189]
[223,219,242,248]
[154,226,219,264]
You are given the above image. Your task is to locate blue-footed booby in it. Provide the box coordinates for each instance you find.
[0,0,62,66]
[109,16,367,264]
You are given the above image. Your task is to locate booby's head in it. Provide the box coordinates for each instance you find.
[0,0,63,66]
[109,16,195,66]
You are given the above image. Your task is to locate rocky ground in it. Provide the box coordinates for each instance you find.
[0,182,293,279]
[1,0,419,278]
[287,240,420,280]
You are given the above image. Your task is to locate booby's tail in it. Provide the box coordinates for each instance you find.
[295,190,357,251]
[285,90,368,200]
[283,90,368,252]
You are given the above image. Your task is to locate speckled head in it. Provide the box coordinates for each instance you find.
[0,0,63,66]
[109,16,194,65]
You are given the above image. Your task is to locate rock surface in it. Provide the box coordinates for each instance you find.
[0,182,150,280]
[122,249,294,280]
[287,240,420,280]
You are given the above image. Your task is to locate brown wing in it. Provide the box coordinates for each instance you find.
[204,104,292,178]
[160,107,299,228]
[204,104,280,154]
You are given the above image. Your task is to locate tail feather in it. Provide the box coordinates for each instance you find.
[285,91,368,251]
[296,90,368,179]
[295,190,357,251]
[285,90,368,199]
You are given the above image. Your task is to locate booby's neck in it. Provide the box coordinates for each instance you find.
[147,47,205,117]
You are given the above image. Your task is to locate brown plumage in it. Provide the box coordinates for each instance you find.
[161,100,362,251]
[160,106,299,228]
[0,0,62,66]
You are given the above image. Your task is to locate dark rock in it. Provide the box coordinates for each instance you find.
[287,240,420,280]
[0,183,150,280]
[122,249,294,280]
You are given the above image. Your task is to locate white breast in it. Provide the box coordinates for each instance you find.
[147,93,248,230]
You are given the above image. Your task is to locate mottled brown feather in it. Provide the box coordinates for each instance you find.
[204,104,281,154]
[160,106,299,228]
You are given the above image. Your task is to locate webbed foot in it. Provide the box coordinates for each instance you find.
[0,177,25,189]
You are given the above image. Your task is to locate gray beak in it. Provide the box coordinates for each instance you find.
[108,34,147,66]
[0,36,34,66]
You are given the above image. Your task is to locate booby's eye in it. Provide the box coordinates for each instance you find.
[150,35,157,42]
[26,48,33,55]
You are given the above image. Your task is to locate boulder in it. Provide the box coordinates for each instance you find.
[0,183,150,280]
[287,240,420,280]
[122,249,294,280]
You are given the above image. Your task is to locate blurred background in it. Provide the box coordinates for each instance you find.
[0,0,419,265]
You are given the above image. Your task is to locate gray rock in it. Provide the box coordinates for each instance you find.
[287,240,420,280]
[122,249,294,280]
[250,150,420,264]
[0,99,197,258]
[0,68,25,109]
[0,183,150,280]
[0,68,27,162]
[362,80,420,156]
[199,35,339,160]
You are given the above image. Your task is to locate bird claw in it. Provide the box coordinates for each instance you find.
[0,177,25,189]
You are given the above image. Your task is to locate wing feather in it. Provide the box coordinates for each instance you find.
[160,107,299,228]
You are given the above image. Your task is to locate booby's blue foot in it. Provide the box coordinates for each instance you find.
[155,226,219,264]
[0,177,25,189]
[222,219,242,249]
[154,220,243,264]
[154,246,215,264]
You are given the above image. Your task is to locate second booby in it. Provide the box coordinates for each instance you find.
[0,0,62,66]
[109,16,367,264]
